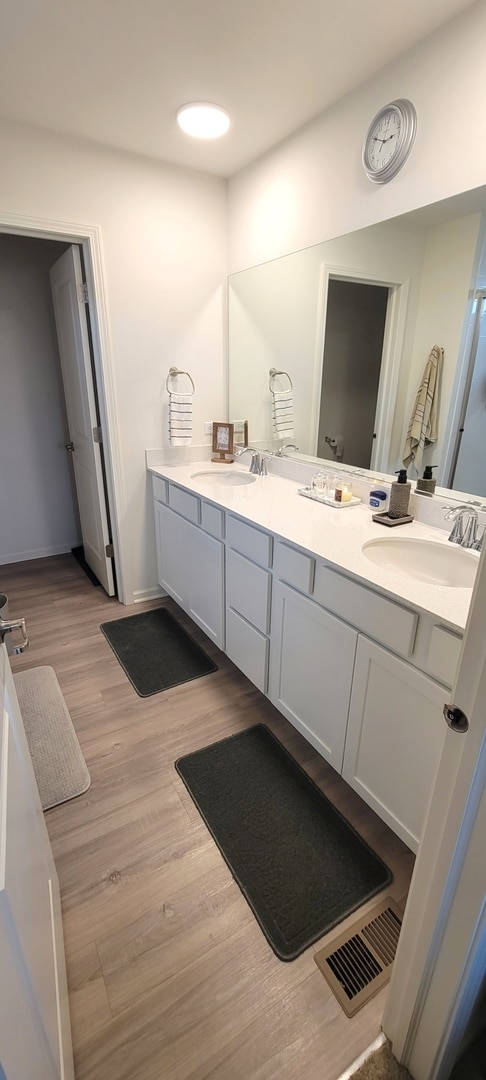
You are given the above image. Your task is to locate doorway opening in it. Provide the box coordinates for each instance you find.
[0,224,119,597]
[317,278,389,469]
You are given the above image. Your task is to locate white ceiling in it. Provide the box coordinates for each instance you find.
[0,0,475,178]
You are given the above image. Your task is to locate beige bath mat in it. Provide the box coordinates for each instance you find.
[14,665,90,810]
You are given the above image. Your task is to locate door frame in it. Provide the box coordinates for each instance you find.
[311,263,409,472]
[0,211,127,602]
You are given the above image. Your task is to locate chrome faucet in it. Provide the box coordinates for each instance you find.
[234,445,271,476]
[443,505,484,550]
[276,443,300,457]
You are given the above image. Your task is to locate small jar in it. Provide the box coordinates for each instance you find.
[324,473,339,500]
[311,472,327,497]
[335,481,353,503]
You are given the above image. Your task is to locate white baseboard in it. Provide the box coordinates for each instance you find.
[0,542,81,565]
[131,586,166,605]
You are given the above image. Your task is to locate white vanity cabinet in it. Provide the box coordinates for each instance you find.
[153,478,224,648]
[342,637,446,852]
[270,539,450,850]
[150,469,462,853]
[1,645,74,1080]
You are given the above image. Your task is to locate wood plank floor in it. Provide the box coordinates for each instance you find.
[1,555,415,1080]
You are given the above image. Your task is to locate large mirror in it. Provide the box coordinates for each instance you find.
[228,186,486,500]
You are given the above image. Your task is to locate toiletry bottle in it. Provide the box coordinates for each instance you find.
[416,465,437,497]
[388,469,412,519]
[369,482,391,513]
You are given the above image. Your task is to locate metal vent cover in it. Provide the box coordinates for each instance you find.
[314,897,402,1016]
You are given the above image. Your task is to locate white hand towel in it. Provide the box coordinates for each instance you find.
[169,392,192,446]
[272,391,294,438]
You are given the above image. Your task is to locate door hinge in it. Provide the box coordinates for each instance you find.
[93,426,103,444]
[77,281,89,304]
[105,543,114,559]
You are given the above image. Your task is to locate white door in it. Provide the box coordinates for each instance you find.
[50,247,115,595]
[1,643,75,1080]
[383,538,486,1079]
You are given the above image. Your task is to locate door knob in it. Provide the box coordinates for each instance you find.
[65,442,75,453]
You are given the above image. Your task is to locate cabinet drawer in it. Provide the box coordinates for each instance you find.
[314,563,417,658]
[152,475,168,505]
[226,607,269,694]
[168,484,200,524]
[226,515,272,568]
[200,500,224,539]
[226,548,271,633]
[274,541,315,594]
[427,625,462,686]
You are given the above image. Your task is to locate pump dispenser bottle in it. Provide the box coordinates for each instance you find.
[416,465,437,496]
[388,469,412,519]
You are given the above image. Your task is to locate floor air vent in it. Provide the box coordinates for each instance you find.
[314,897,402,1016]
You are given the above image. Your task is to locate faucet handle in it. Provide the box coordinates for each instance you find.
[472,524,485,552]
[443,505,468,545]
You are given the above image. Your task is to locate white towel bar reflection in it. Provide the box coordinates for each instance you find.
[269,367,293,392]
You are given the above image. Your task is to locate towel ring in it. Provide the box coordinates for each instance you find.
[269,367,293,393]
[166,366,195,395]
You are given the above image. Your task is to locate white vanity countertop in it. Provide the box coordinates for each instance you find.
[149,460,477,632]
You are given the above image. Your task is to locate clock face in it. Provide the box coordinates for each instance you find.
[363,99,417,184]
[366,108,401,171]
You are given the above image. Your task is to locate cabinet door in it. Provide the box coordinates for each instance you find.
[269,581,357,771]
[155,501,188,607]
[342,636,446,852]
[154,502,224,648]
[186,520,224,648]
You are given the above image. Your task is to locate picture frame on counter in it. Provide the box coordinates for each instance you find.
[212,422,234,462]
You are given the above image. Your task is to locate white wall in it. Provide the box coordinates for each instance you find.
[0,121,227,602]
[228,2,486,273]
[0,234,81,563]
[399,214,481,479]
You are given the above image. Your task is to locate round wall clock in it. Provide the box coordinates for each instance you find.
[362,99,417,184]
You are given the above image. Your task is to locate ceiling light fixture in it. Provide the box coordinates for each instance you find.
[176,102,230,139]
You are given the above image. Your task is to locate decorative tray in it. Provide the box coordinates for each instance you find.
[298,487,361,508]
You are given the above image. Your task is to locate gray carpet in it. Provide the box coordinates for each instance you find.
[14,665,91,810]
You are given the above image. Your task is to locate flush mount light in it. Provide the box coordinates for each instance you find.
[176,102,230,139]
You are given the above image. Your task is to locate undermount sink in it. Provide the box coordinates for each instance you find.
[362,536,479,588]
[190,470,256,487]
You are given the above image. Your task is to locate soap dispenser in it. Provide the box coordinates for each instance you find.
[388,469,412,519]
[416,465,438,497]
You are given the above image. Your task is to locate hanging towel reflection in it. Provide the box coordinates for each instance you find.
[402,345,443,471]
[269,368,294,439]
